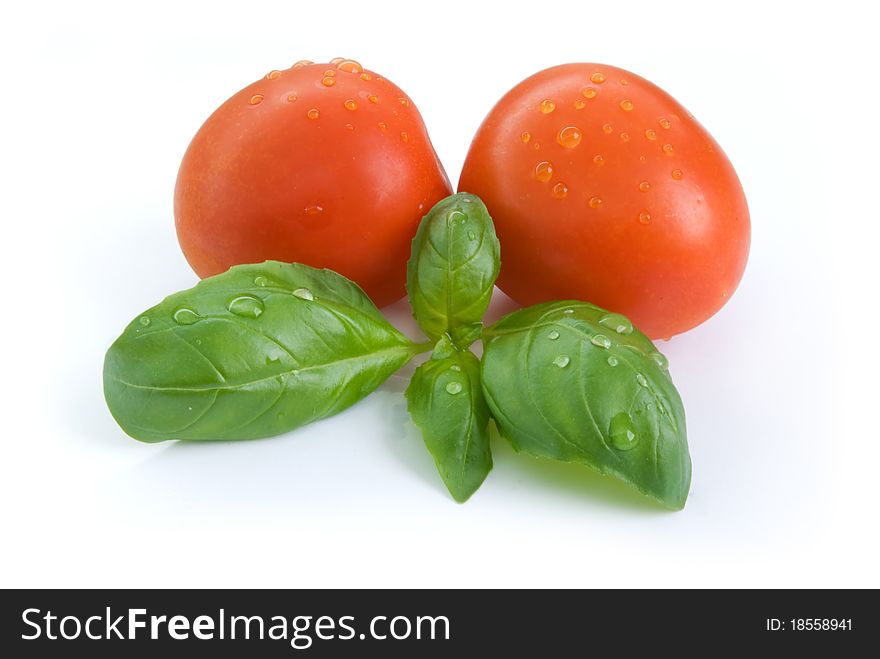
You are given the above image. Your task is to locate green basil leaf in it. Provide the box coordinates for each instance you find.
[104,262,423,442]
[405,337,492,502]
[481,301,691,509]
[406,192,500,346]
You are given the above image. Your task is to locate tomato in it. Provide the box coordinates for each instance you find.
[459,63,749,338]
[175,59,452,307]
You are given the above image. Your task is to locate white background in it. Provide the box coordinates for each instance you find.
[1,0,877,588]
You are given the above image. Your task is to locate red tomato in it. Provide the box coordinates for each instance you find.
[459,63,749,338]
[175,59,452,307]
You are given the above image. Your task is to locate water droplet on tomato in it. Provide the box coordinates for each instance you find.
[651,352,669,370]
[553,354,571,368]
[593,154,605,165]
[590,72,606,84]
[377,121,387,130]
[344,123,354,130]
[329,57,346,66]
[636,373,649,387]
[645,129,657,140]
[588,196,603,209]
[227,295,264,319]
[400,132,409,143]
[535,161,554,182]
[599,314,633,335]
[344,99,357,111]
[307,108,320,119]
[602,123,613,134]
[620,79,630,86]
[548,330,560,340]
[662,144,674,155]
[590,334,611,349]
[639,181,651,192]
[248,94,264,105]
[293,288,314,301]
[620,132,631,142]
[368,94,379,104]
[287,94,297,103]
[323,69,336,77]
[360,72,372,81]
[574,99,586,109]
[671,169,684,180]
[610,412,639,451]
[305,204,323,215]
[445,381,463,395]
[557,126,582,148]
[321,76,335,87]
[266,70,282,80]
[552,182,568,199]
[173,308,201,325]
[520,131,531,143]
[619,99,634,111]
[336,59,363,73]
[138,316,151,327]
[292,60,313,69]
[398,97,410,107]
[540,99,556,114]
[639,211,652,225]
[659,118,671,129]
[607,356,619,367]
[582,87,598,99]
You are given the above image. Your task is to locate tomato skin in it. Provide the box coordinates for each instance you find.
[175,61,451,307]
[458,63,750,338]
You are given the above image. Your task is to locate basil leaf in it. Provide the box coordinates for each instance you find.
[481,301,691,509]
[406,192,500,346]
[104,262,424,442]
[406,337,492,502]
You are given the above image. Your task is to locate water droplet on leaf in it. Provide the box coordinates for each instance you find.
[293,288,314,301]
[445,382,463,395]
[636,373,649,387]
[548,330,560,340]
[138,316,151,327]
[553,354,571,368]
[599,313,633,334]
[173,308,201,325]
[590,334,611,349]
[609,412,639,451]
[651,352,669,370]
[227,295,264,319]
[447,210,467,226]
